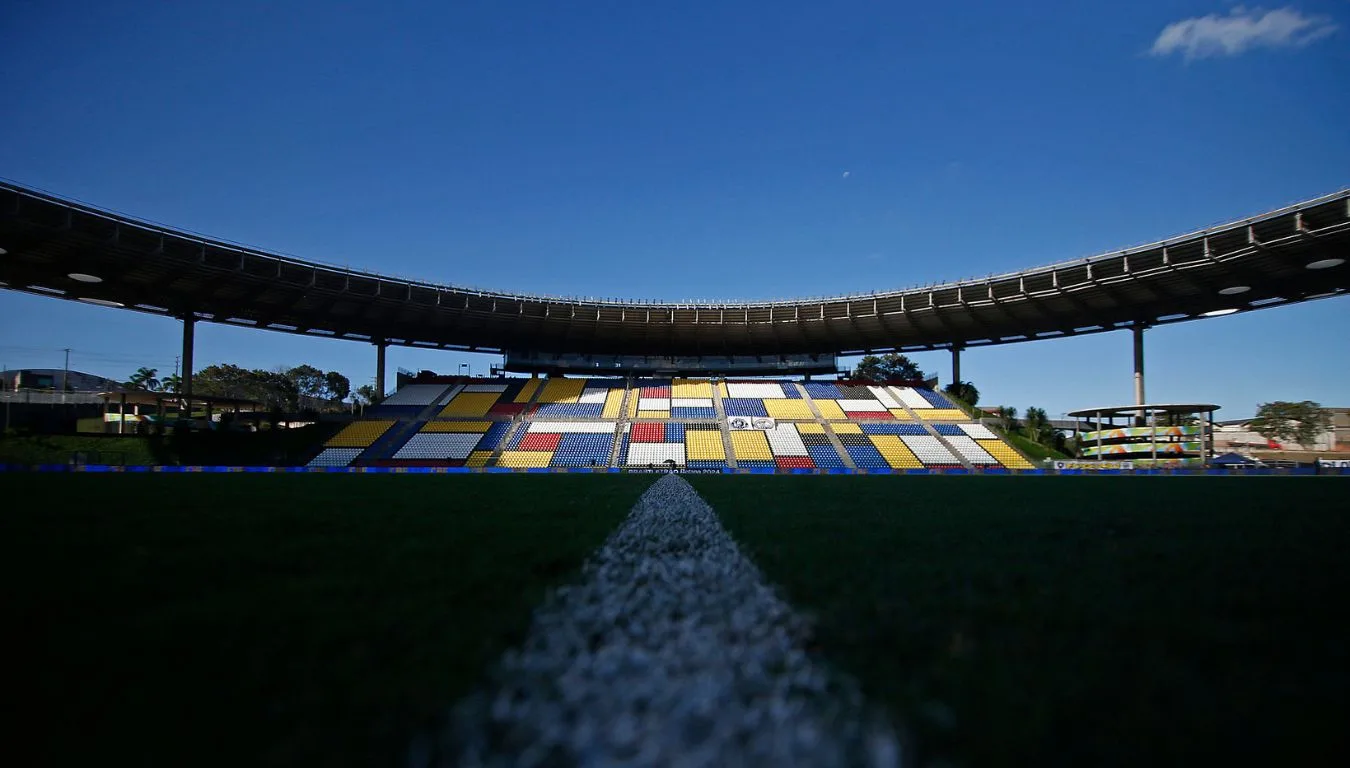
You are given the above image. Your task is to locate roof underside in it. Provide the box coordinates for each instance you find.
[1,182,1347,357]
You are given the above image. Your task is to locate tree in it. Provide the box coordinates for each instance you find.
[324,370,351,402]
[852,353,923,382]
[125,367,161,391]
[1024,406,1059,445]
[1250,400,1332,449]
[286,365,327,400]
[996,406,1019,433]
[161,373,181,393]
[944,381,980,407]
[354,384,381,406]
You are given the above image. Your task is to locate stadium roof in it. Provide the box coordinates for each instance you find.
[1,181,1347,357]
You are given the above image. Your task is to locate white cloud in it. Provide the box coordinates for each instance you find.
[1150,6,1337,60]
[841,170,851,179]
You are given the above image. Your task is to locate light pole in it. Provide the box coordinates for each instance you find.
[458,363,469,378]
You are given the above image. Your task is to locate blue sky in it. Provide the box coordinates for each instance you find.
[1,1,1346,418]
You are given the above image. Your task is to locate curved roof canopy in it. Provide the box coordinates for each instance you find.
[1,181,1347,356]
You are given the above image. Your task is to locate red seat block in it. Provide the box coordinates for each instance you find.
[518,432,562,451]
[775,456,815,469]
[630,423,665,443]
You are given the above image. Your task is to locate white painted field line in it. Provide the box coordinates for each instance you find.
[419,474,901,767]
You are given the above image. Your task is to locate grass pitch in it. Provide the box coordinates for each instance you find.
[689,475,1350,766]
[4,473,652,767]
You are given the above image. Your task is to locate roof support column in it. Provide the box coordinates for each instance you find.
[181,315,195,416]
[950,345,963,387]
[1132,325,1146,426]
[375,338,387,400]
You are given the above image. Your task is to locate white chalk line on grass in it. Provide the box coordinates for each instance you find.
[415,473,901,767]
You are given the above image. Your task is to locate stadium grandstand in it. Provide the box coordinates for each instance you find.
[1,181,1347,471]
[306,373,1034,471]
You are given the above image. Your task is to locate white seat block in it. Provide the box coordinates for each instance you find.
[765,423,808,456]
[394,433,482,460]
[838,400,888,412]
[638,398,670,410]
[462,383,509,393]
[578,388,609,404]
[626,443,686,466]
[958,423,997,439]
[671,398,713,408]
[900,436,958,464]
[946,435,999,464]
[381,384,451,406]
[306,448,362,467]
[892,387,933,409]
[527,421,617,433]
[868,386,902,409]
[727,382,786,399]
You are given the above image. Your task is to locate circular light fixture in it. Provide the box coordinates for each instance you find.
[78,297,124,308]
[0,246,8,255]
[1201,308,1239,317]
[1218,285,1249,295]
[1306,258,1345,270]
[68,273,103,283]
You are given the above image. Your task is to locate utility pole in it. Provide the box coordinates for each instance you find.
[62,348,71,404]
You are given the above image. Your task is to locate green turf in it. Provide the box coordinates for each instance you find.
[4,474,652,768]
[688,475,1350,767]
[0,425,338,466]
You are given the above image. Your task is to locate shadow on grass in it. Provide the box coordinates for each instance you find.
[690,475,1350,767]
[5,473,652,767]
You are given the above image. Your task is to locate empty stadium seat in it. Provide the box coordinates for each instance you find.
[306,447,363,468]
[394,433,484,460]
[944,435,1000,465]
[380,384,451,407]
[325,420,395,448]
[900,436,962,467]
[976,439,1035,469]
[729,430,773,461]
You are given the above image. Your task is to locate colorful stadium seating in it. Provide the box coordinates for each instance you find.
[303,376,1036,471]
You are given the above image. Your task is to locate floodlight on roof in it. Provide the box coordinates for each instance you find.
[1306,258,1345,270]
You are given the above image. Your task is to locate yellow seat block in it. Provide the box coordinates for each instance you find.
[831,423,862,434]
[537,378,586,404]
[514,378,542,403]
[730,431,773,461]
[889,409,912,420]
[439,392,500,418]
[764,400,815,420]
[869,435,923,469]
[797,422,825,434]
[497,451,552,468]
[325,420,394,447]
[626,395,639,418]
[717,381,730,398]
[814,400,846,420]
[686,431,726,460]
[917,408,969,421]
[602,389,626,419]
[421,421,491,432]
[673,378,714,398]
[465,450,493,467]
[977,439,1035,469]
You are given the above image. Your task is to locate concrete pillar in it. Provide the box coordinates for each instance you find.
[181,315,196,415]
[375,339,387,400]
[118,392,127,435]
[1132,325,1146,426]
[951,345,962,386]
